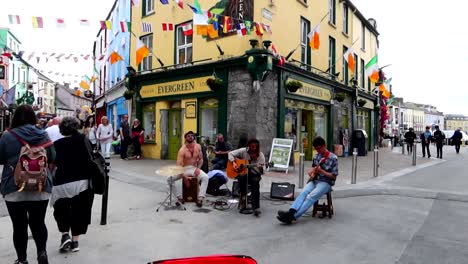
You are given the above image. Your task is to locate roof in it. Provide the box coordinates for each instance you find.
[344,0,380,36]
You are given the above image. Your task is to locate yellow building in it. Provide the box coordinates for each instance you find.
[129,0,381,159]
[445,115,468,132]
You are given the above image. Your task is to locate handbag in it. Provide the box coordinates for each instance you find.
[83,135,107,195]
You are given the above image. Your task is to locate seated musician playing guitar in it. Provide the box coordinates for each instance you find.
[277,136,338,224]
[228,138,265,216]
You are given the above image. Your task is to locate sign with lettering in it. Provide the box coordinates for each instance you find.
[140,76,212,98]
[268,138,294,170]
[287,78,332,102]
[262,8,273,21]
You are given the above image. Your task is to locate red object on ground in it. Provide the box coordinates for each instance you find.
[149,255,257,264]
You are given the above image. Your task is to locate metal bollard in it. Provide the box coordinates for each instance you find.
[402,142,405,155]
[298,152,305,188]
[373,147,379,177]
[412,144,417,166]
[100,162,110,225]
[351,148,358,184]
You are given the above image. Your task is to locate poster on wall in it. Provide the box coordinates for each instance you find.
[208,0,254,37]
[268,138,294,174]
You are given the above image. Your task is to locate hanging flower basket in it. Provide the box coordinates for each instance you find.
[335,92,346,102]
[357,99,367,107]
[285,80,303,93]
[206,77,223,91]
[123,89,135,100]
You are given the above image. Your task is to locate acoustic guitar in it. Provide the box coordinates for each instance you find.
[226,159,274,179]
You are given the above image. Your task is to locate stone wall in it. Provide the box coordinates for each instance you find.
[226,67,278,157]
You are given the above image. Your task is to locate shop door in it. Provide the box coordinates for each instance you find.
[168,110,181,160]
[301,110,314,160]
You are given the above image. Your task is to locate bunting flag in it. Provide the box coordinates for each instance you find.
[80,19,90,26]
[56,18,66,28]
[142,22,152,33]
[100,20,112,29]
[255,22,263,36]
[245,21,252,35]
[365,55,379,83]
[109,51,123,64]
[174,0,183,9]
[160,0,169,4]
[207,24,218,38]
[75,90,82,96]
[162,23,174,31]
[193,0,202,13]
[8,15,21,24]
[120,21,131,32]
[308,24,320,50]
[79,80,90,90]
[182,23,193,36]
[236,23,246,37]
[136,39,150,66]
[196,25,208,36]
[90,76,97,83]
[261,23,272,34]
[32,16,44,28]
[379,77,391,98]
[343,48,355,73]
[223,16,231,33]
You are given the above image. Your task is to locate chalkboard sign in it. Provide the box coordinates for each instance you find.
[268,138,294,172]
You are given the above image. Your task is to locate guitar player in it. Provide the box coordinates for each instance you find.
[228,138,266,217]
[277,136,338,224]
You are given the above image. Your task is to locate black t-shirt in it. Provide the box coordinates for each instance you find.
[215,141,230,159]
[120,121,130,138]
[132,124,144,135]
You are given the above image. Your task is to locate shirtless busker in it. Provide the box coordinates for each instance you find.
[167,131,209,207]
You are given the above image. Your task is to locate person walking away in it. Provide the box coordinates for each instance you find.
[119,114,131,160]
[211,133,232,170]
[404,128,417,154]
[97,116,113,159]
[131,119,144,159]
[277,136,338,224]
[50,117,94,254]
[451,128,463,154]
[433,125,445,159]
[45,117,64,142]
[420,126,433,158]
[228,138,266,216]
[0,104,56,264]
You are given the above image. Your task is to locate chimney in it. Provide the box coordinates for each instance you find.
[368,18,377,30]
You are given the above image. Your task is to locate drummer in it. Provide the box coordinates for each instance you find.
[167,131,209,207]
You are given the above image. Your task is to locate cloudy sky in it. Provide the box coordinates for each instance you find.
[1,0,467,115]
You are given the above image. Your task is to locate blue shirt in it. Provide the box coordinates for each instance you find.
[312,151,338,186]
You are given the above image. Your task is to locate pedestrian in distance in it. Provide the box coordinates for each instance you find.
[420,126,433,158]
[211,133,232,170]
[83,115,98,151]
[404,128,417,154]
[131,118,144,159]
[119,114,131,160]
[451,128,463,154]
[433,125,445,159]
[277,136,338,224]
[97,116,114,159]
[51,117,95,254]
[0,104,56,264]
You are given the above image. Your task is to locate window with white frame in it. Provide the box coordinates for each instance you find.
[144,0,154,16]
[328,36,336,74]
[329,0,336,25]
[300,18,310,68]
[343,3,349,34]
[361,22,366,50]
[176,23,193,64]
[140,34,153,71]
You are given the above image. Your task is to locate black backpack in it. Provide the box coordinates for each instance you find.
[83,136,107,195]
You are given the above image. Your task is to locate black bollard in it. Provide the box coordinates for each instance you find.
[100,162,110,225]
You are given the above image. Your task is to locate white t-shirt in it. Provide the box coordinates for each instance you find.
[45,125,64,142]
[97,124,114,143]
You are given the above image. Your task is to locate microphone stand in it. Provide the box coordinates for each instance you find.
[239,168,253,215]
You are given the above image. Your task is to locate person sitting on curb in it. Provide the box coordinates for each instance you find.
[277,136,338,224]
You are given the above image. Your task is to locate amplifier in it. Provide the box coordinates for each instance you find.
[270,182,295,200]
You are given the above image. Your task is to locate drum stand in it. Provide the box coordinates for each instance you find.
[156,175,186,212]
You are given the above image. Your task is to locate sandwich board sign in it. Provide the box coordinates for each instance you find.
[268,138,294,174]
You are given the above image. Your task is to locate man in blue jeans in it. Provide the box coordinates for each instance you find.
[277,136,338,224]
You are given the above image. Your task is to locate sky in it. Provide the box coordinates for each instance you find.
[1,0,467,115]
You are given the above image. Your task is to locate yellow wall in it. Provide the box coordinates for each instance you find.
[130,0,379,89]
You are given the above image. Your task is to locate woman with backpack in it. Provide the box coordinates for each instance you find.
[0,104,55,264]
[50,117,95,254]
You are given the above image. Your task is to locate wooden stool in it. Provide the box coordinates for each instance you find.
[182,177,199,202]
[312,190,334,219]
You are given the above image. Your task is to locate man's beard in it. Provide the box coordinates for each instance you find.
[186,138,194,144]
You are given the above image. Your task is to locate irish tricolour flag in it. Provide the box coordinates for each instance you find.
[365,55,379,83]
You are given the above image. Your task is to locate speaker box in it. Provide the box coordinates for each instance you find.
[270,182,295,200]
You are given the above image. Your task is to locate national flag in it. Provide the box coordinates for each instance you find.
[196,25,208,36]
[343,48,355,73]
[193,0,202,14]
[379,77,391,98]
[32,16,44,28]
[261,23,272,34]
[90,76,97,83]
[212,15,219,30]
[79,81,90,90]
[136,39,150,66]
[120,21,131,32]
[193,11,208,25]
[223,16,231,33]
[109,51,123,64]
[75,90,82,96]
[308,24,320,50]
[271,44,279,56]
[100,20,112,29]
[271,44,285,66]
[365,55,379,83]
[245,21,252,35]
[142,22,152,32]
[236,23,246,37]
[80,19,90,26]
[56,18,66,28]
[174,0,183,9]
[207,24,218,38]
[8,15,21,24]
[162,23,174,31]
[255,22,263,36]
[182,23,193,36]
[187,4,198,13]
[160,0,169,4]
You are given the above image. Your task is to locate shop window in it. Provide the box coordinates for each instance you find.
[314,111,327,139]
[199,98,218,143]
[176,23,193,65]
[143,103,156,142]
[285,108,299,151]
